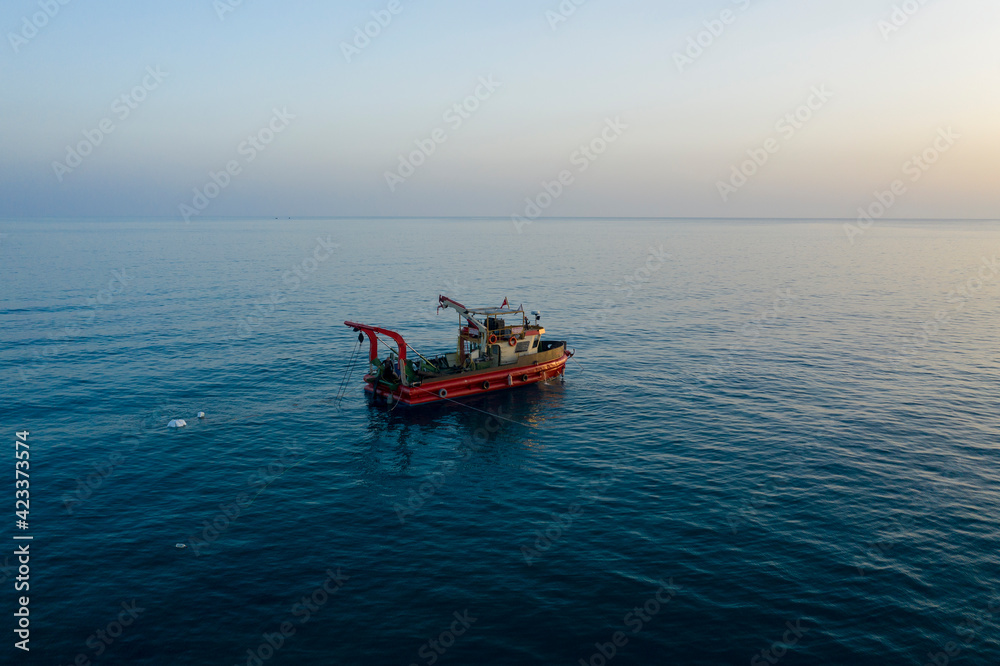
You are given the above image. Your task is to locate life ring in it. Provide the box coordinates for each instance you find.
[463,356,472,369]
[520,374,529,382]
[488,334,498,344]
[438,389,448,398]
[508,336,517,346]
[482,381,491,390]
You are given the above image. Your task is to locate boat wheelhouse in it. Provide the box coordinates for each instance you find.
[344,295,572,406]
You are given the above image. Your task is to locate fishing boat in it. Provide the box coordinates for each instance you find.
[343,295,573,406]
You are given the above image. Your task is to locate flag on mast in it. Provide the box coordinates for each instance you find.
[501,297,509,308]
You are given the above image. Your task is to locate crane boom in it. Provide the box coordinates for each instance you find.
[437,295,487,338]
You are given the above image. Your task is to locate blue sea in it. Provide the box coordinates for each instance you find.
[2,218,1000,665]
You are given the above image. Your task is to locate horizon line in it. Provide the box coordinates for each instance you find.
[2,216,999,223]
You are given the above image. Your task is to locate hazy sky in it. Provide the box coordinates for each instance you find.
[2,0,997,219]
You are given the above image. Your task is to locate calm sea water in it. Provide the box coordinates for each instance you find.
[2,218,999,665]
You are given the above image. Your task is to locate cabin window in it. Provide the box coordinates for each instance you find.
[532,337,539,349]
[515,341,529,353]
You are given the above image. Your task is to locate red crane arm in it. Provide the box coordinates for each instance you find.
[344,321,408,369]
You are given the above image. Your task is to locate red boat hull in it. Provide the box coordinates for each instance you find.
[364,352,571,406]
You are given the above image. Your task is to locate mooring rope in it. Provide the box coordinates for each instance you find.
[335,340,363,408]
[405,383,543,426]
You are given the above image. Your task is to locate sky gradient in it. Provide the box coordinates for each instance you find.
[2,0,998,219]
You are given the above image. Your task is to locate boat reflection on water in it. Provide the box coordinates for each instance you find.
[356,379,567,476]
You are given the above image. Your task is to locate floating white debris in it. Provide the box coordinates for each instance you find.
[197,412,205,419]
[167,419,187,428]
[175,543,187,548]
